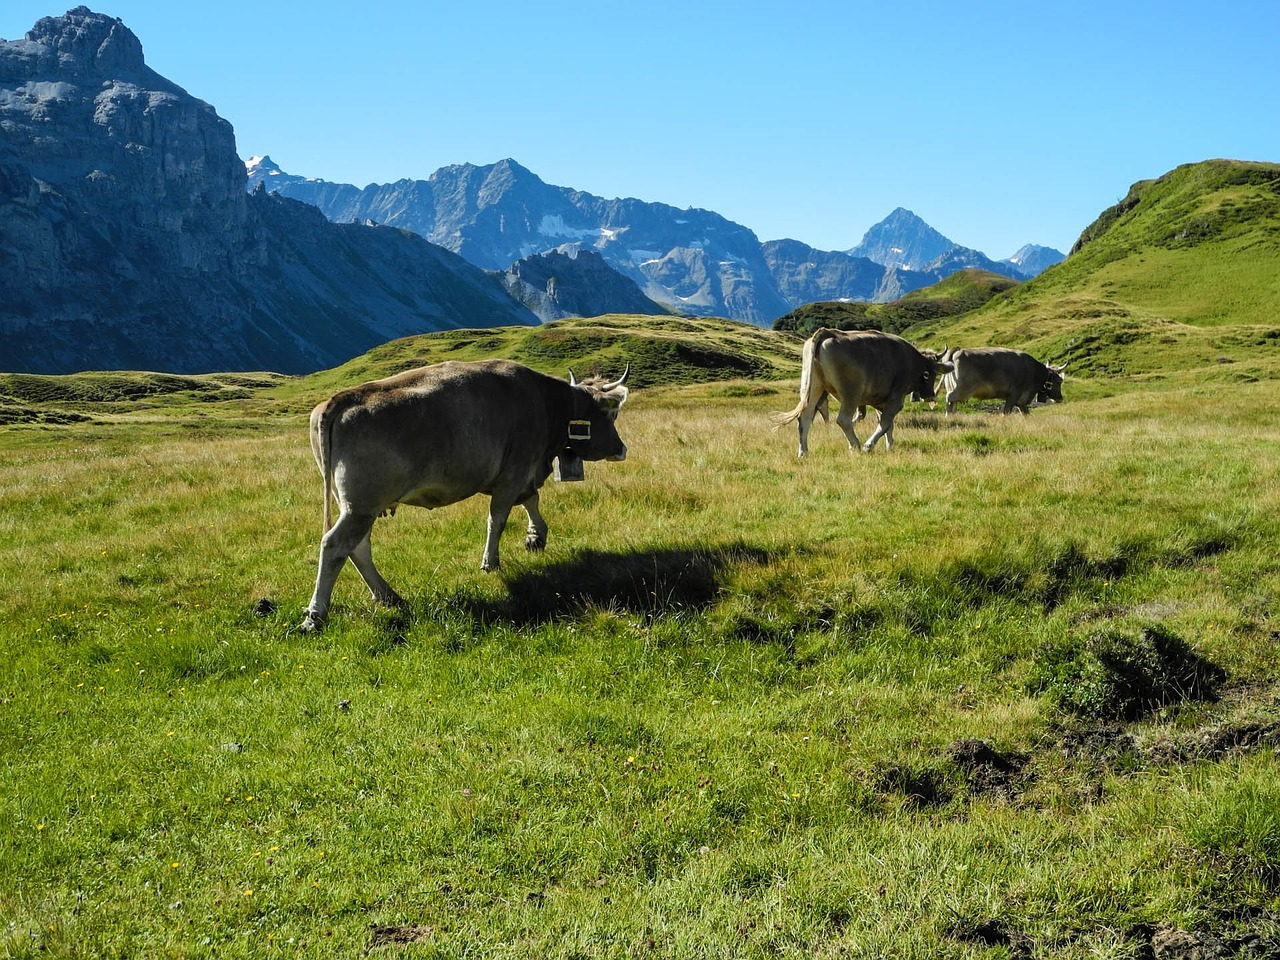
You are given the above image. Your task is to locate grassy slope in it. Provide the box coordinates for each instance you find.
[920,160,1280,386]
[3,160,1280,957]
[774,269,1020,338]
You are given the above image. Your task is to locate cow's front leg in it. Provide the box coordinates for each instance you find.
[521,491,548,552]
[481,499,515,571]
[301,510,377,632]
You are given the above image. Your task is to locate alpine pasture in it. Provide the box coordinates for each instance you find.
[5,160,1280,958]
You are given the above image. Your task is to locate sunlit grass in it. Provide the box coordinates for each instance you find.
[2,349,1279,957]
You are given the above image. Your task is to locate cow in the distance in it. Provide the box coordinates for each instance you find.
[772,328,952,456]
[940,347,1066,415]
[300,359,630,632]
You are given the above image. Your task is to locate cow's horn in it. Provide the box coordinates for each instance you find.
[600,364,630,392]
[568,368,577,385]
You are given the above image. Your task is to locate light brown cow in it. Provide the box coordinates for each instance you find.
[940,347,1066,415]
[772,328,952,456]
[301,359,629,632]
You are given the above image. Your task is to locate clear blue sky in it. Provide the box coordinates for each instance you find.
[6,1,1278,258]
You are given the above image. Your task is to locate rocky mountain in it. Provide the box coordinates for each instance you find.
[0,8,536,375]
[1005,243,1066,275]
[499,249,671,324]
[846,207,1064,281]
[249,156,796,324]
[845,207,957,270]
[761,239,934,305]
[251,159,1064,326]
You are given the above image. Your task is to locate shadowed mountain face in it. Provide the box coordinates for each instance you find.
[0,7,536,375]
[499,249,672,324]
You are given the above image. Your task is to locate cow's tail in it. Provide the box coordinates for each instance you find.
[771,329,830,427]
[313,399,340,534]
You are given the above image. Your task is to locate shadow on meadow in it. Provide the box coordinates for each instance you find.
[453,542,777,626]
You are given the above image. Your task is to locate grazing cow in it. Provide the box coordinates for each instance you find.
[772,328,952,456]
[940,347,1066,415]
[300,359,630,632]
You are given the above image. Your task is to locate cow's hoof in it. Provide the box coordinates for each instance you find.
[480,560,500,573]
[525,534,546,552]
[299,612,324,634]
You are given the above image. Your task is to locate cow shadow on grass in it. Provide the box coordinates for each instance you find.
[443,542,776,629]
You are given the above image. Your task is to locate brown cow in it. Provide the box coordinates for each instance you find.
[301,359,629,631]
[941,347,1065,415]
[772,328,952,456]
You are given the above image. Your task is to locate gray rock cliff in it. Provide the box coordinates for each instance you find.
[0,8,536,375]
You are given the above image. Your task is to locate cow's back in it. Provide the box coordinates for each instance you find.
[814,329,927,408]
[315,359,561,511]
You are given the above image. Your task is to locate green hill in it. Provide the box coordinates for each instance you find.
[0,315,804,424]
[774,269,1019,339]
[923,159,1280,384]
[294,314,802,397]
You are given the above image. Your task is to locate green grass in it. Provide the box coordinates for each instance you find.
[3,308,1280,956]
[6,157,1280,955]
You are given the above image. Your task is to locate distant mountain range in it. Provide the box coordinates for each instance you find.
[0,8,537,375]
[247,157,1065,325]
[0,7,1065,376]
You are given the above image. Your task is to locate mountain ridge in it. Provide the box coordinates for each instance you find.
[247,157,1064,325]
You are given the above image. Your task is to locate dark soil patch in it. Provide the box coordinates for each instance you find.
[947,739,1033,797]
[948,917,1034,958]
[1146,720,1280,764]
[1127,922,1231,959]
[875,764,953,809]
[368,923,435,947]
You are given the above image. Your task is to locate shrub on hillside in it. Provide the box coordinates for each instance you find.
[1029,622,1224,720]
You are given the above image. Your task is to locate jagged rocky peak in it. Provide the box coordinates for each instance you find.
[246,155,280,176]
[846,207,957,270]
[20,6,153,81]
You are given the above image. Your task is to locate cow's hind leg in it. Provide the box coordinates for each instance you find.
[348,529,405,609]
[302,510,378,632]
[796,406,817,458]
[863,406,900,451]
[834,405,862,452]
[521,491,548,552]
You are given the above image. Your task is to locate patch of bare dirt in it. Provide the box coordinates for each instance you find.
[368,924,436,949]
[947,739,1033,798]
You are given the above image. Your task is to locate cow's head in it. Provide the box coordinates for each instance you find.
[911,351,954,403]
[1037,363,1067,404]
[566,366,630,461]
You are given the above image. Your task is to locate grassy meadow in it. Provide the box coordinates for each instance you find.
[3,306,1280,957]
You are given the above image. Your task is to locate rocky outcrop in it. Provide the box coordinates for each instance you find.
[0,8,536,375]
